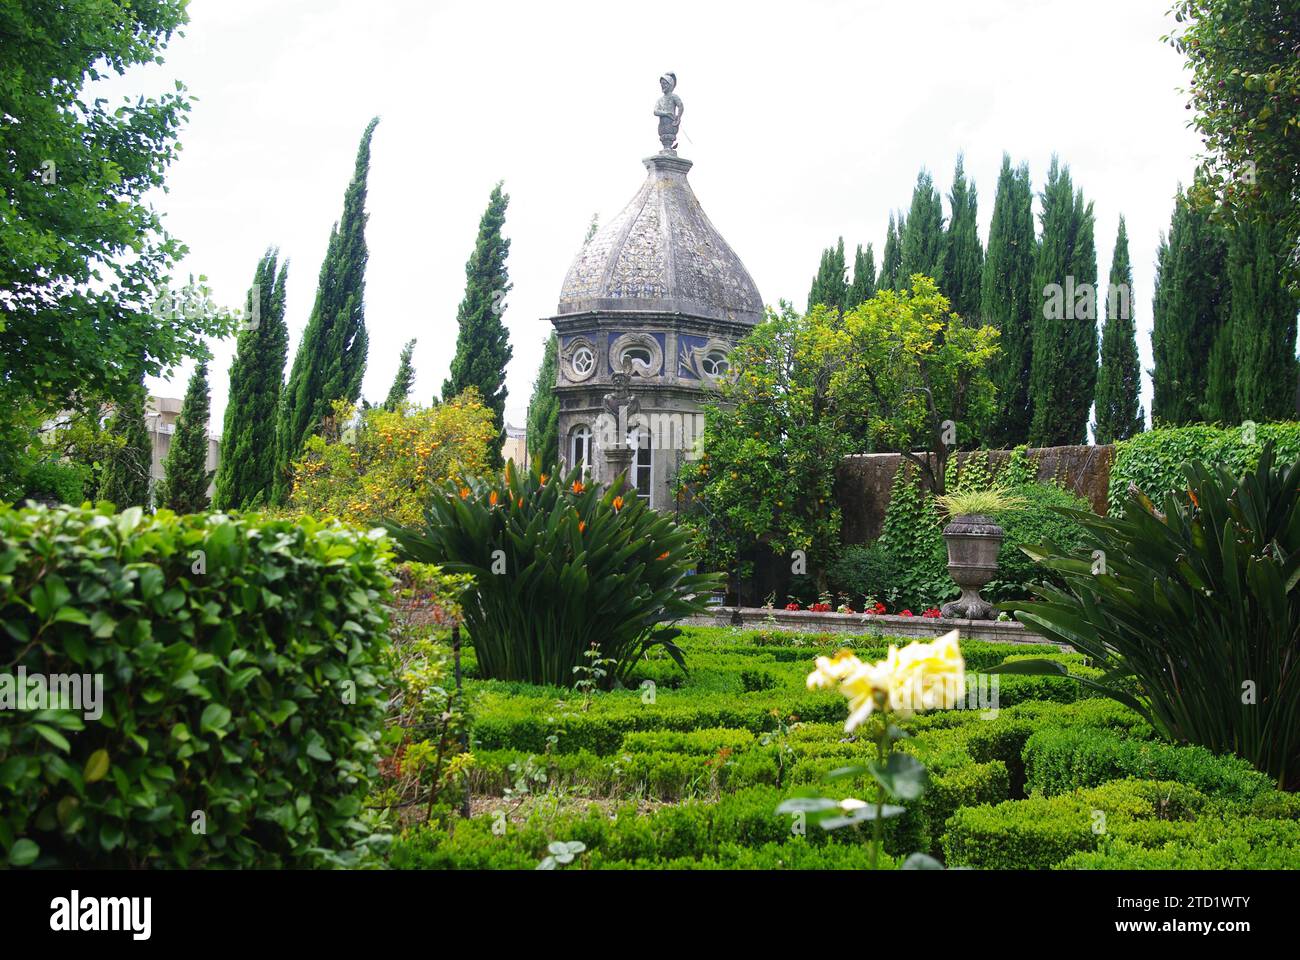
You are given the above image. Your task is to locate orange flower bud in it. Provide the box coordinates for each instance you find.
[489,490,499,506]
[571,480,586,494]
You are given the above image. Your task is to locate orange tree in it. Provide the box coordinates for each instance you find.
[287,390,495,526]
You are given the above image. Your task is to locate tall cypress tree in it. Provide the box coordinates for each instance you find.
[1150,188,1230,425]
[1029,157,1098,447]
[100,378,152,509]
[442,181,513,468]
[1203,322,1240,422]
[807,237,848,313]
[878,213,905,291]
[525,333,560,469]
[1229,217,1300,421]
[158,360,211,513]
[1094,217,1144,443]
[845,243,877,310]
[982,155,1037,448]
[213,250,288,510]
[942,155,983,320]
[900,170,946,288]
[384,339,417,411]
[273,117,377,503]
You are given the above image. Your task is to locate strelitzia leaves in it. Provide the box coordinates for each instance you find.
[387,464,723,687]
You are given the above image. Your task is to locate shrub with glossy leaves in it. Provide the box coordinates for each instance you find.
[387,463,722,687]
[0,503,394,868]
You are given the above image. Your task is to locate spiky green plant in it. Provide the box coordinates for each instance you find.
[934,487,1026,518]
[385,463,722,687]
[994,443,1300,787]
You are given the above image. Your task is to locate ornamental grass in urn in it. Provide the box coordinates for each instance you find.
[933,488,1026,620]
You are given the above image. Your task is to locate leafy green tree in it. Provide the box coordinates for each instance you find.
[1029,157,1098,446]
[1167,0,1300,291]
[807,237,848,313]
[1151,188,1230,425]
[837,276,1000,496]
[900,171,946,288]
[678,304,856,594]
[1094,217,1144,443]
[0,1,232,492]
[942,155,983,320]
[213,250,288,510]
[878,213,905,291]
[274,118,378,503]
[525,334,560,469]
[158,360,211,513]
[100,380,152,509]
[384,339,417,411]
[982,156,1037,448]
[845,243,877,310]
[1228,217,1300,420]
[442,182,513,468]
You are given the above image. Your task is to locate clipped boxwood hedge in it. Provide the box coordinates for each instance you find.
[0,503,395,868]
[1022,727,1274,801]
[1055,819,1300,870]
[390,785,911,869]
[1108,421,1300,513]
[943,779,1209,869]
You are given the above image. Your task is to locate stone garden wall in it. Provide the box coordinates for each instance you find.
[834,444,1115,545]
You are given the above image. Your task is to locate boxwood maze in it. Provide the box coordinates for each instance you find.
[391,626,1300,870]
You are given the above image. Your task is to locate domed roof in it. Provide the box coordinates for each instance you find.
[557,154,763,324]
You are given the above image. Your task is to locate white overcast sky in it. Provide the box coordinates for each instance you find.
[120,0,1202,433]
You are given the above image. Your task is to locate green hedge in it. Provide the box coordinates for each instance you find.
[1023,727,1274,801]
[1056,819,1300,870]
[943,779,1208,869]
[0,503,394,868]
[391,785,920,869]
[1108,422,1300,513]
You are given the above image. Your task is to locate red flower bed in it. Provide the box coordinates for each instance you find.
[922,608,942,618]
[785,602,801,611]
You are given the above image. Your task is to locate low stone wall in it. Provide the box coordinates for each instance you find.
[835,444,1115,544]
[686,607,1060,646]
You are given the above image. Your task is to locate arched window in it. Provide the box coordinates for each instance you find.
[628,426,652,506]
[569,424,592,478]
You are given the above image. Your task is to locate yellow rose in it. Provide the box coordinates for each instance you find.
[809,631,964,731]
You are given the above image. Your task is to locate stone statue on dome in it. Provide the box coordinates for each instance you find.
[654,72,684,153]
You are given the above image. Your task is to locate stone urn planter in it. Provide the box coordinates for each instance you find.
[939,514,1003,620]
